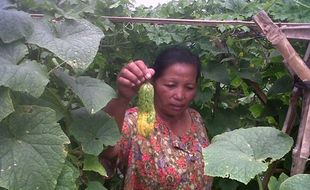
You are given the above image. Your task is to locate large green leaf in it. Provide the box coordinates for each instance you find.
[27,18,104,72]
[0,60,49,97]
[0,9,33,43]
[12,88,67,121]
[206,108,241,137]
[0,105,69,190]
[202,61,230,84]
[236,67,262,84]
[279,174,310,190]
[55,159,80,190]
[268,75,293,95]
[54,70,116,114]
[203,127,293,184]
[0,41,28,65]
[0,87,14,122]
[83,154,107,176]
[70,108,120,156]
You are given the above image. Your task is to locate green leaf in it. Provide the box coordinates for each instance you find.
[70,108,120,156]
[0,60,49,97]
[0,9,33,43]
[86,181,107,190]
[198,40,228,56]
[203,61,230,84]
[203,127,293,184]
[206,108,241,137]
[279,174,310,190]
[249,104,264,118]
[0,87,14,122]
[236,67,262,84]
[268,173,289,190]
[230,76,243,88]
[0,41,28,65]
[268,75,293,95]
[218,24,226,33]
[54,70,116,114]
[55,159,80,190]
[58,1,97,19]
[0,105,69,190]
[83,154,107,176]
[12,89,67,121]
[27,18,104,72]
[224,0,247,11]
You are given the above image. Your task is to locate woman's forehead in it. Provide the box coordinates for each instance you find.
[159,63,197,81]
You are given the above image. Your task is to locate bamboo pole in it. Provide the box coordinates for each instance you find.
[101,16,310,40]
[282,87,302,134]
[291,89,310,175]
[30,14,310,40]
[101,16,310,28]
[253,11,310,83]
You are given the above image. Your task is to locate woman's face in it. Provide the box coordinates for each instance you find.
[154,63,197,118]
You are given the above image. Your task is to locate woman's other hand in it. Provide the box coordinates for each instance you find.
[117,60,155,101]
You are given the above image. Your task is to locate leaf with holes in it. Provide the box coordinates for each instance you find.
[0,106,69,190]
[27,18,104,72]
[203,127,293,184]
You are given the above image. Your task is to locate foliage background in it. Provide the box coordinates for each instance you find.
[0,0,310,189]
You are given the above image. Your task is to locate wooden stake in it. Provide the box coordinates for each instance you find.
[253,11,310,83]
[291,89,310,175]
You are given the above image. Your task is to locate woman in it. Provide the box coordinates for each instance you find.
[102,46,212,189]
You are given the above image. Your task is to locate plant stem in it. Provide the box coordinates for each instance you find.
[256,175,264,190]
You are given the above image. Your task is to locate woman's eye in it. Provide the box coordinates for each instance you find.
[186,86,195,90]
[165,84,175,88]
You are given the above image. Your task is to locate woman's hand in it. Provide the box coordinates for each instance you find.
[117,60,155,101]
[104,60,155,131]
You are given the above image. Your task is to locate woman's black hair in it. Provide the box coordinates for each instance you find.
[152,46,201,81]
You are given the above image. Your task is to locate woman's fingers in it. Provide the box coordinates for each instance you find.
[126,62,144,82]
[126,60,147,82]
[118,68,140,86]
[117,75,135,87]
[121,60,154,85]
[146,68,155,79]
[116,60,155,100]
[134,60,149,80]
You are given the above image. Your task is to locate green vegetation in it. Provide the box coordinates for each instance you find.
[0,0,310,189]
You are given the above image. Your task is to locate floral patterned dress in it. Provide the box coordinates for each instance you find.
[116,107,210,190]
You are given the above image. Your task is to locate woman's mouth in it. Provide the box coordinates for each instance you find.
[170,104,185,111]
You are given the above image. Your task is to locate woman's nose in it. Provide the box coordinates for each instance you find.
[174,88,185,100]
